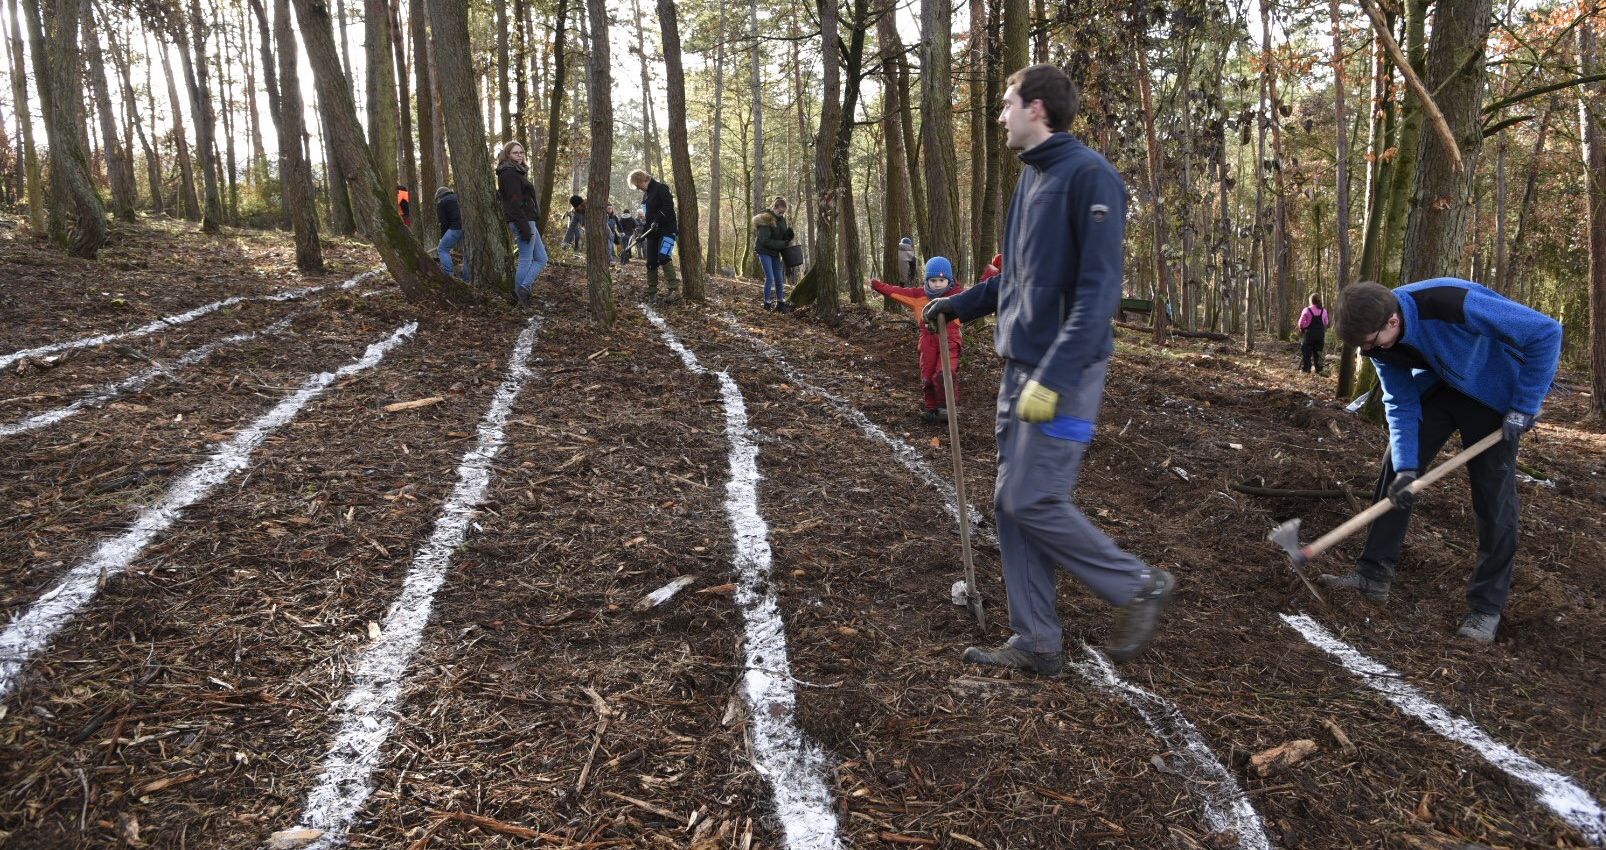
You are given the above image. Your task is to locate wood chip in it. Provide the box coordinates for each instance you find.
[266,828,324,849]
[1250,739,1319,776]
[381,396,444,413]
[697,583,737,595]
[1322,717,1355,753]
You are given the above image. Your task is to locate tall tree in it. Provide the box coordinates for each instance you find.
[893,20,927,249]
[156,34,200,219]
[537,0,566,239]
[657,0,707,301]
[704,0,727,274]
[796,0,842,320]
[1577,12,1606,418]
[1378,0,1428,284]
[1507,105,1551,300]
[876,0,910,288]
[291,0,473,303]
[749,0,764,248]
[365,0,398,193]
[389,0,418,237]
[410,0,439,239]
[83,5,136,221]
[275,0,322,270]
[107,22,162,215]
[581,0,615,325]
[6,0,45,232]
[1259,0,1291,338]
[179,0,225,231]
[1135,30,1170,343]
[919,0,961,264]
[1329,0,1353,392]
[967,0,990,277]
[247,0,288,226]
[496,0,510,139]
[427,0,512,296]
[22,0,106,255]
[998,0,1027,220]
[1398,0,1490,282]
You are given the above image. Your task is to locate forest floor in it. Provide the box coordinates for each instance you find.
[1,219,1603,850]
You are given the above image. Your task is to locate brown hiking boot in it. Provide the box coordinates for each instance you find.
[961,642,1064,677]
[1105,567,1176,662]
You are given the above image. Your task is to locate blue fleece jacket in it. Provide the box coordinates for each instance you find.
[947,133,1126,395]
[1366,278,1562,471]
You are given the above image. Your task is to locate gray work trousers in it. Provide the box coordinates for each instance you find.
[994,359,1148,653]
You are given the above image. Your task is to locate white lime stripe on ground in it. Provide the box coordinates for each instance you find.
[647,306,840,850]
[0,315,296,439]
[0,269,380,373]
[0,321,417,703]
[1074,646,1272,850]
[1281,613,1606,845]
[275,317,541,850]
[715,312,991,544]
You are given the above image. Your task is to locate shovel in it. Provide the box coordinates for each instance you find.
[936,316,985,629]
[1268,428,1506,600]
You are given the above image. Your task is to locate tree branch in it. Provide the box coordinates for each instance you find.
[1356,0,1463,172]
[1483,72,1606,114]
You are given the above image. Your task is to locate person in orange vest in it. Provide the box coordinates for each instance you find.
[396,185,411,227]
[871,256,966,423]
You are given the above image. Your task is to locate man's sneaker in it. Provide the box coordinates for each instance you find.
[962,643,1064,677]
[1457,611,1500,645]
[1316,570,1391,602]
[1105,567,1176,662]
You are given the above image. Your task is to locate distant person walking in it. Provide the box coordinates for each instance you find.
[1298,293,1331,375]
[495,141,548,309]
[630,169,680,302]
[434,186,468,281]
[897,237,921,287]
[617,211,638,263]
[564,194,586,251]
[605,203,621,265]
[396,185,411,227]
[753,195,796,311]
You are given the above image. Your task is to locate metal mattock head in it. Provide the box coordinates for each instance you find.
[1267,518,1306,566]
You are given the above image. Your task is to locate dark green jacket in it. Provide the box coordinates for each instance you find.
[753,210,794,256]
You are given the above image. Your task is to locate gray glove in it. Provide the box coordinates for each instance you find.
[1502,410,1536,442]
[1387,470,1419,509]
[922,297,957,334]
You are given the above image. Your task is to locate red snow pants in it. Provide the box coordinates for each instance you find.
[918,326,962,411]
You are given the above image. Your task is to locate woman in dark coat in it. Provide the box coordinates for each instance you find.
[495,141,548,308]
[752,196,795,311]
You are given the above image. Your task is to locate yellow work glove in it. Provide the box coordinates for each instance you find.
[1016,380,1059,423]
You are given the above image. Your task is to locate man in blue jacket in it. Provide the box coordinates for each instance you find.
[924,64,1175,675]
[1323,280,1562,644]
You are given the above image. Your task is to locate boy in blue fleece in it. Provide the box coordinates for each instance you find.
[923,64,1174,674]
[1323,279,1562,644]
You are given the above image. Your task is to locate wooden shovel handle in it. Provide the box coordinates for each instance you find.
[935,317,979,598]
[1305,429,1505,559]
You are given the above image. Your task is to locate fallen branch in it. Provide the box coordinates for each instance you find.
[602,790,679,821]
[1114,320,1229,340]
[1230,482,1349,499]
[1356,0,1463,172]
[576,687,614,794]
[382,396,444,413]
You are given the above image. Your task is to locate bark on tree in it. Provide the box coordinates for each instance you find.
[749,0,764,275]
[1259,0,1291,338]
[1347,21,1394,395]
[247,0,288,226]
[390,0,418,238]
[967,0,989,277]
[318,91,356,234]
[876,0,910,292]
[793,0,842,320]
[1577,14,1606,418]
[581,0,615,325]
[426,0,512,296]
[1379,0,1427,285]
[157,35,200,219]
[705,0,727,274]
[6,0,45,232]
[496,0,510,140]
[215,5,239,221]
[291,0,473,304]
[918,0,961,264]
[275,0,323,270]
[22,0,106,255]
[1508,105,1551,301]
[179,0,224,232]
[1330,0,1353,392]
[1398,0,1493,282]
[364,0,398,193]
[537,0,566,240]
[893,24,927,250]
[410,0,438,239]
[657,0,707,301]
[83,5,135,221]
[1135,35,1170,344]
[108,22,161,215]
[998,0,1027,219]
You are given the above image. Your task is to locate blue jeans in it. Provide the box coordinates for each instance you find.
[759,252,785,303]
[437,228,469,280]
[509,222,548,294]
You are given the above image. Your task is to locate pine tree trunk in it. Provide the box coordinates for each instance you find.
[1260,0,1291,338]
[998,0,1027,219]
[496,0,510,140]
[215,2,238,221]
[537,0,566,240]
[247,0,289,227]
[410,0,438,240]
[748,0,763,279]
[426,0,512,297]
[657,0,707,302]
[6,0,45,232]
[364,0,398,194]
[291,0,472,303]
[876,0,909,291]
[318,90,356,234]
[918,0,960,263]
[179,0,224,232]
[795,0,841,320]
[966,0,989,278]
[1380,0,1427,285]
[1398,0,1492,283]
[275,0,323,270]
[23,0,106,255]
[1577,13,1606,418]
[109,24,161,214]
[1330,0,1354,393]
[389,0,418,237]
[894,26,926,250]
[704,0,726,274]
[1135,36,1170,344]
[1508,106,1551,302]
[581,0,615,325]
[83,7,135,221]
[242,8,267,181]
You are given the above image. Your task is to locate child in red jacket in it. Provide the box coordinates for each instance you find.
[871,256,968,422]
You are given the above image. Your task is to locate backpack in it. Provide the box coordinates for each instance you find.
[1305,308,1326,337]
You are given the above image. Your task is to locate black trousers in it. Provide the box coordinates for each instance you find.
[1357,386,1519,614]
[1300,334,1326,373]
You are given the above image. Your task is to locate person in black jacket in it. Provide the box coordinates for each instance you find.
[564,194,586,251]
[629,169,679,301]
[605,203,621,265]
[495,142,547,308]
[434,186,469,280]
[753,196,795,311]
[617,212,638,263]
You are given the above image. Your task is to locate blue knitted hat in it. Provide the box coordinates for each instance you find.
[924,256,953,281]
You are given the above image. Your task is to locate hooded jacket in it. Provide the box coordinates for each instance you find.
[436,190,462,232]
[642,179,677,236]
[1365,278,1562,471]
[946,133,1127,395]
[753,210,794,256]
[495,162,542,238]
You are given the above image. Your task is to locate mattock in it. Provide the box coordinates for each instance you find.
[936,316,985,629]
[1267,429,1506,602]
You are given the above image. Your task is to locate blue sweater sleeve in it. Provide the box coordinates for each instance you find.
[1462,288,1563,415]
[1374,358,1424,471]
[950,271,999,320]
[1032,166,1126,394]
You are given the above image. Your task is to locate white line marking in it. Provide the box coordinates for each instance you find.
[279,317,541,850]
[0,316,296,439]
[0,321,417,703]
[1074,646,1273,850]
[0,269,380,373]
[1281,613,1606,845]
[714,312,990,543]
[646,306,840,850]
